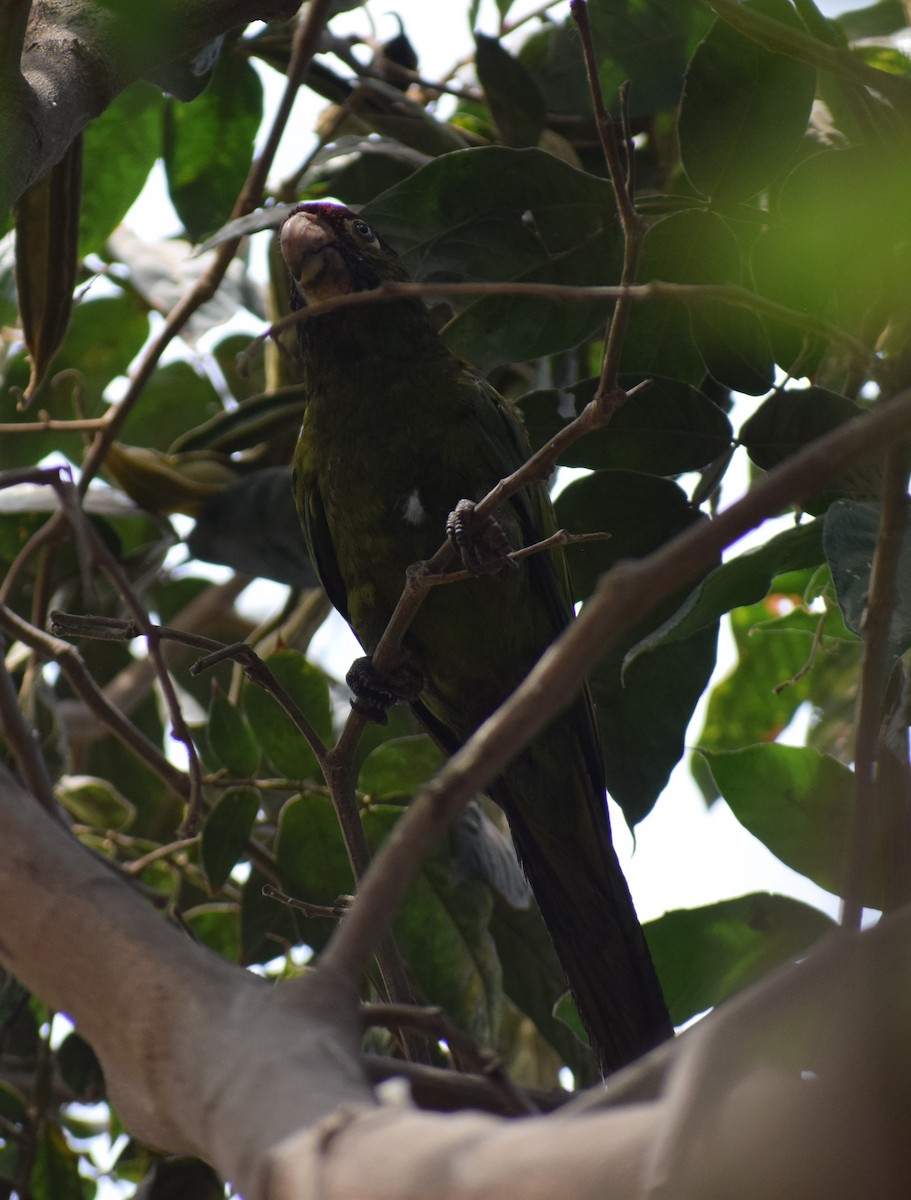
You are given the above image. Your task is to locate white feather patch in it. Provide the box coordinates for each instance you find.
[401,488,426,525]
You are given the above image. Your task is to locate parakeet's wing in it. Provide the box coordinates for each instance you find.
[294,467,351,623]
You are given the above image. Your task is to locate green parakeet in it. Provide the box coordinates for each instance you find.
[281,201,671,1073]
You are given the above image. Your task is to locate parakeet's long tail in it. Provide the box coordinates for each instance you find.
[495,720,673,1075]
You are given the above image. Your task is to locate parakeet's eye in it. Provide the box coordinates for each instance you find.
[350,219,376,241]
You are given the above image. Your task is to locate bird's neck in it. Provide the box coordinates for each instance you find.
[298,298,452,395]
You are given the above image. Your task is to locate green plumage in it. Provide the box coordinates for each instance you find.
[282,202,671,1072]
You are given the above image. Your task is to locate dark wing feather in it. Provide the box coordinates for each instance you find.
[296,469,351,623]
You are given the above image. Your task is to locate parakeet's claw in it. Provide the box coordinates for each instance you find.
[346,654,424,723]
[446,499,517,575]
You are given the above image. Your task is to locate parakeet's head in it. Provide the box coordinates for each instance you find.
[280,202,409,307]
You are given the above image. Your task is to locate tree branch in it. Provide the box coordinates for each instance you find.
[262,277,871,367]
[0,764,372,1197]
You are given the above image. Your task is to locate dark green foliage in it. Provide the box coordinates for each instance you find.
[474,34,546,147]
[521,375,733,475]
[556,471,718,823]
[163,51,263,241]
[361,147,622,369]
[679,0,816,202]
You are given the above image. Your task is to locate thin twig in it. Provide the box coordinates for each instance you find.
[188,635,421,1039]
[0,643,60,819]
[417,529,612,589]
[263,883,352,920]
[124,837,199,876]
[0,604,189,799]
[190,640,329,767]
[80,524,205,834]
[0,416,107,433]
[571,1,639,239]
[773,607,829,694]
[318,387,911,984]
[54,575,251,743]
[841,439,911,929]
[258,279,870,367]
[361,1002,537,1116]
[571,1,645,400]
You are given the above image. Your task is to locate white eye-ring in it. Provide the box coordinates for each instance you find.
[351,219,375,240]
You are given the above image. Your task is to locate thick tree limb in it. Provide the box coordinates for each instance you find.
[0,764,372,1198]
[2,750,910,1196]
[0,0,301,211]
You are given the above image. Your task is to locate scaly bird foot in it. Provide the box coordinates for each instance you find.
[346,654,424,724]
[446,498,517,575]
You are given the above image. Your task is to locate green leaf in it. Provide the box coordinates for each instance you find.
[164,53,263,241]
[600,620,719,825]
[80,83,163,256]
[188,468,319,589]
[207,685,260,777]
[679,0,817,201]
[275,794,354,953]
[276,796,502,1038]
[169,385,307,455]
[30,1123,87,1200]
[240,865,299,966]
[690,301,774,396]
[590,0,713,118]
[557,471,717,822]
[119,361,222,452]
[200,787,259,890]
[557,469,697,601]
[825,499,911,663]
[740,387,862,472]
[474,34,546,147]
[837,0,907,39]
[740,387,877,509]
[628,520,825,654]
[243,651,331,781]
[210,331,268,405]
[518,22,591,118]
[521,375,733,475]
[638,210,773,392]
[366,806,502,1043]
[694,601,832,780]
[645,893,834,1026]
[703,744,881,904]
[749,147,910,366]
[54,775,135,830]
[56,1033,104,1101]
[0,293,149,469]
[358,735,445,800]
[361,147,622,370]
[184,902,241,961]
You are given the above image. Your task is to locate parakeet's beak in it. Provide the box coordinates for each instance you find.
[281,210,352,302]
